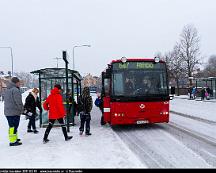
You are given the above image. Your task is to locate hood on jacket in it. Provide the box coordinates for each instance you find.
[7,82,17,89]
[51,87,61,95]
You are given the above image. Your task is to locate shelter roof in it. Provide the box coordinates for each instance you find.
[31,68,82,81]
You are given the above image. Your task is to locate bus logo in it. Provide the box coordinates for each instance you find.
[140,104,145,109]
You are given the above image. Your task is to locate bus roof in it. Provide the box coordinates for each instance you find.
[111,58,165,64]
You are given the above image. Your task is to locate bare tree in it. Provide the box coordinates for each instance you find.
[179,24,202,85]
[203,55,216,77]
[165,44,185,95]
[14,71,38,88]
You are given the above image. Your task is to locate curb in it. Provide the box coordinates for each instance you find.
[170,110,216,125]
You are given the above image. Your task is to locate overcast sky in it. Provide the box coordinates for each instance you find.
[0,0,215,76]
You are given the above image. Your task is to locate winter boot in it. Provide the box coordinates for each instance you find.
[27,129,33,133]
[65,136,73,141]
[33,129,39,134]
[9,127,22,146]
[85,132,92,136]
[43,124,52,143]
[62,126,73,141]
[43,139,50,144]
[9,141,22,146]
[79,131,83,135]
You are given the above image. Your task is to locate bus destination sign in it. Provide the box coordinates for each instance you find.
[113,62,158,70]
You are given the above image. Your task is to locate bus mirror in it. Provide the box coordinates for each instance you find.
[106,69,111,78]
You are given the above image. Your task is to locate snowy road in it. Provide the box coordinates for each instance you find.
[113,112,216,168]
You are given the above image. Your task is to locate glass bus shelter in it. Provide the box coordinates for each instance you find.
[195,77,216,99]
[31,68,82,127]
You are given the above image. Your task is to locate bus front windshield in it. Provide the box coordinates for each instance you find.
[112,69,168,97]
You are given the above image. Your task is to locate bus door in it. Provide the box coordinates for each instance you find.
[102,69,111,123]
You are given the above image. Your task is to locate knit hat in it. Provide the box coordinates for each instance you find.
[11,77,20,84]
[54,84,62,90]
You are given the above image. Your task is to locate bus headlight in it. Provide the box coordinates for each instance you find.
[121,57,127,63]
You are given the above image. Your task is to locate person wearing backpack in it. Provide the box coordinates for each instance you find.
[94,92,106,125]
[78,87,93,136]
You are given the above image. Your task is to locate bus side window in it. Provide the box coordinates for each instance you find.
[104,78,110,96]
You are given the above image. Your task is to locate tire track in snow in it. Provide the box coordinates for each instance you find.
[159,123,216,167]
[113,125,174,168]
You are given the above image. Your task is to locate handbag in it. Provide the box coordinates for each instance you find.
[23,108,33,119]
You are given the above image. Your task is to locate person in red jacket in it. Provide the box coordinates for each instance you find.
[42,84,72,143]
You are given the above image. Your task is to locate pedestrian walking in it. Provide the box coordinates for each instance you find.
[24,88,42,134]
[205,89,209,100]
[78,87,93,136]
[42,84,72,143]
[191,86,196,99]
[94,92,105,125]
[188,86,192,99]
[206,86,211,99]
[200,87,205,101]
[4,77,23,146]
[68,93,77,126]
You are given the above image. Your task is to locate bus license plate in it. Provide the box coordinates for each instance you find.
[136,120,148,124]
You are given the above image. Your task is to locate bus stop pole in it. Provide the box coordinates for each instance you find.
[63,51,70,132]
[39,73,42,128]
[79,82,82,96]
[71,72,74,125]
[215,80,216,99]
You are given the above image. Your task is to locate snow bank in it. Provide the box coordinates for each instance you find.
[170,96,216,122]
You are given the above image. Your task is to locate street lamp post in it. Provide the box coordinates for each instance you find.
[0,47,14,76]
[53,57,61,68]
[72,45,91,70]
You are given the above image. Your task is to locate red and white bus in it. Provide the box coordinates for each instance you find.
[101,57,171,125]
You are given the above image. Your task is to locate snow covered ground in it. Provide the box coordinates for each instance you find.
[0,92,145,168]
[0,92,216,168]
[169,95,216,146]
[170,95,216,122]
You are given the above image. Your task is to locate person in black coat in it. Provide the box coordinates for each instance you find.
[200,87,205,101]
[78,87,93,135]
[24,88,42,134]
[69,96,78,126]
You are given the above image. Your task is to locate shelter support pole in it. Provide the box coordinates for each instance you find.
[38,73,42,128]
[63,51,70,132]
